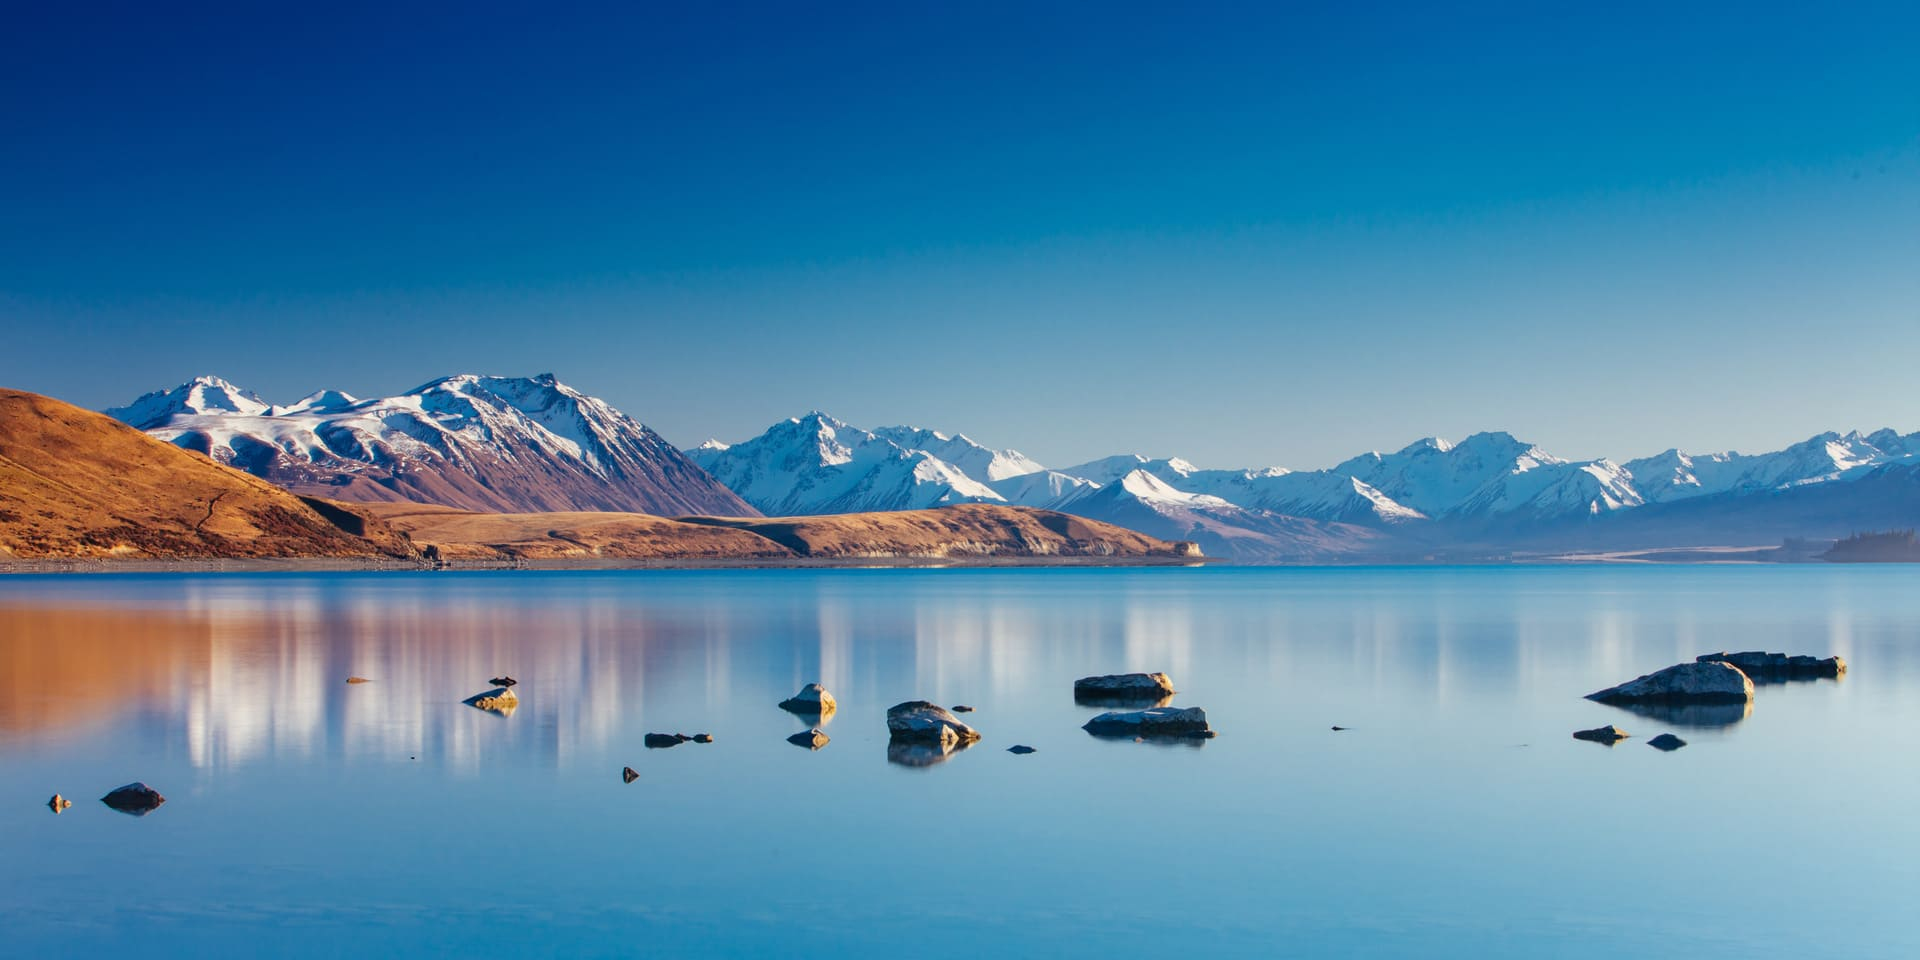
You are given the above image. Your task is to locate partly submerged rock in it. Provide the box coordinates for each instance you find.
[1586,662,1753,704]
[1073,672,1176,705]
[464,686,519,716]
[692,733,714,744]
[489,675,518,688]
[100,782,165,815]
[788,728,830,750]
[950,705,976,713]
[1696,651,1846,682]
[1007,744,1037,755]
[1082,706,1214,739]
[644,733,689,749]
[1573,725,1630,744]
[1648,733,1687,752]
[48,794,71,813]
[345,676,370,684]
[886,701,981,746]
[622,766,640,783]
[779,683,837,717]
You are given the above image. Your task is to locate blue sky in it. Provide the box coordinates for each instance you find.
[3,2,1917,468]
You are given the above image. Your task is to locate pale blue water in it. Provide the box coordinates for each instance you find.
[3,566,1917,958]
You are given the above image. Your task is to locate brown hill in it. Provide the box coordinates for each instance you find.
[360,501,1199,562]
[0,388,411,560]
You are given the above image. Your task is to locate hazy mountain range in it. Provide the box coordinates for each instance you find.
[109,375,1920,561]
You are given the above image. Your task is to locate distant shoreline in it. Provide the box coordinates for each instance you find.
[0,555,1221,575]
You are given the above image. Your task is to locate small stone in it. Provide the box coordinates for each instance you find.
[692,733,714,743]
[644,733,683,749]
[1083,706,1213,739]
[465,687,519,715]
[886,701,981,746]
[787,728,829,750]
[1331,725,1349,731]
[48,794,71,813]
[779,683,836,715]
[1647,733,1687,751]
[1573,724,1630,744]
[489,675,518,688]
[345,676,370,684]
[950,705,975,713]
[1007,745,1036,754]
[622,766,640,783]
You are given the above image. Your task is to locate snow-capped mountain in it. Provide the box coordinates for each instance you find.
[109,374,757,516]
[685,413,1006,515]
[692,412,1920,559]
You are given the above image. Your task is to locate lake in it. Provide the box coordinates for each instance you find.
[3,565,1917,958]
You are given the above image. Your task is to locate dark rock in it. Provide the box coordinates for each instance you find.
[644,733,685,749]
[787,728,830,750]
[1696,651,1846,682]
[1007,745,1036,754]
[950,705,975,713]
[1573,725,1630,744]
[488,675,518,688]
[345,676,370,684]
[692,733,714,744]
[778,683,836,716]
[1647,733,1687,751]
[1330,726,1348,731]
[622,766,640,783]
[1083,706,1214,739]
[886,701,981,746]
[1073,672,1176,706]
[48,794,71,813]
[100,782,165,815]
[1586,662,1753,704]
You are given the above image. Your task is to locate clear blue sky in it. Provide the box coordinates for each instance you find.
[4,1,1917,469]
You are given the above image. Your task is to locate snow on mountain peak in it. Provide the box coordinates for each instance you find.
[106,375,271,429]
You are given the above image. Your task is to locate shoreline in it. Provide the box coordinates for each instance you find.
[0,554,1222,575]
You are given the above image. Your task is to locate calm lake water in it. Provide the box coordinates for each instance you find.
[3,566,1917,958]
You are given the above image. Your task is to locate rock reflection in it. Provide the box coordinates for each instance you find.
[887,739,972,768]
[1603,698,1753,729]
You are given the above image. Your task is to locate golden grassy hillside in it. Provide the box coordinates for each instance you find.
[0,388,409,559]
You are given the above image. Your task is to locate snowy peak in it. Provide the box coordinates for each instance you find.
[870,425,1045,481]
[109,374,754,517]
[688,413,1005,516]
[106,375,270,429]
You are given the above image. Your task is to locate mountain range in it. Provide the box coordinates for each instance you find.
[108,374,756,517]
[104,374,1920,561]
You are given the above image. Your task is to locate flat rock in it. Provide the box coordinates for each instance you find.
[622,766,640,783]
[1082,706,1214,739]
[345,676,370,684]
[1573,724,1630,744]
[886,700,981,746]
[1585,661,1753,704]
[1648,733,1687,751]
[1073,672,1176,705]
[950,705,975,713]
[779,683,837,716]
[644,733,688,749]
[100,782,165,814]
[787,728,830,750]
[1696,651,1846,681]
[1007,744,1036,754]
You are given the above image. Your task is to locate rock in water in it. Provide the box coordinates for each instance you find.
[464,686,519,715]
[779,683,837,716]
[788,728,830,750]
[950,705,975,713]
[1073,672,1176,704]
[1647,733,1687,751]
[1573,725,1630,744]
[345,676,370,684]
[692,733,714,744]
[1082,706,1214,739]
[622,766,640,783]
[886,701,981,746]
[100,782,165,814]
[1007,745,1037,755]
[644,733,687,749]
[48,794,71,813]
[1585,662,1754,704]
[1695,651,1846,681]
[489,675,518,688]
